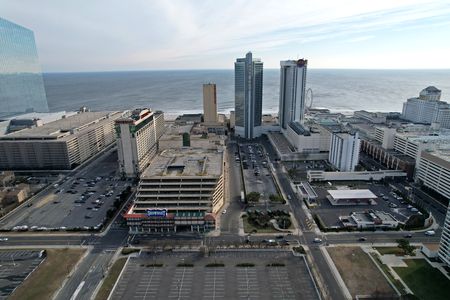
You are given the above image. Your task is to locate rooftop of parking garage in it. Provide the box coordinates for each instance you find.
[0,111,122,140]
[141,148,223,178]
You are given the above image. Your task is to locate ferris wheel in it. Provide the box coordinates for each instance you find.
[305,88,314,111]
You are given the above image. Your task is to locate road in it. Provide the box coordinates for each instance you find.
[54,221,129,300]
[219,140,243,235]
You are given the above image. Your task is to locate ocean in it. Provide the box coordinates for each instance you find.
[43,69,450,116]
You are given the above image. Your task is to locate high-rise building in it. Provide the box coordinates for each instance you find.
[402,86,450,128]
[115,109,165,178]
[0,18,49,117]
[329,132,360,172]
[203,83,218,124]
[279,59,307,129]
[234,52,263,139]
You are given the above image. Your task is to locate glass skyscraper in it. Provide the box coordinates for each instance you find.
[234,52,263,139]
[0,17,49,117]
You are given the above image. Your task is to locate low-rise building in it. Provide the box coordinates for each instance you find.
[0,111,122,170]
[327,189,377,205]
[0,171,15,187]
[354,110,387,124]
[124,148,224,233]
[307,170,406,182]
[0,183,30,207]
[340,210,398,229]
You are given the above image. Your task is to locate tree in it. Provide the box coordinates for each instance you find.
[246,192,260,203]
[396,239,415,256]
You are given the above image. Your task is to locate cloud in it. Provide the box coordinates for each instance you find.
[1,0,449,70]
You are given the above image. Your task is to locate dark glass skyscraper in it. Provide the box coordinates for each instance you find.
[0,17,49,117]
[234,52,263,139]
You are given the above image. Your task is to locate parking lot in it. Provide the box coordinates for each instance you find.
[0,250,44,299]
[238,143,280,206]
[111,250,319,300]
[0,150,129,231]
[311,182,421,228]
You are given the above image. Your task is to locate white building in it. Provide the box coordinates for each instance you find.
[402,86,450,128]
[115,109,165,178]
[439,205,450,267]
[279,59,307,130]
[344,210,398,229]
[394,132,450,163]
[374,126,397,149]
[416,149,450,200]
[329,132,360,171]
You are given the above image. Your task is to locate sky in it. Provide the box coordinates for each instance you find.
[1,0,450,72]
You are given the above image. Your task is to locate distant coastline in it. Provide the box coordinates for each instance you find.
[43,69,450,114]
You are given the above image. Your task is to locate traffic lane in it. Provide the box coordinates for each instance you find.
[220,143,243,234]
[309,246,346,300]
[324,232,441,244]
[0,235,85,246]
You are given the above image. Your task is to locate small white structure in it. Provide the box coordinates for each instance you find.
[327,189,377,205]
[343,210,398,229]
[307,170,407,182]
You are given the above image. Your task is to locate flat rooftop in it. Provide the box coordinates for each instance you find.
[142,148,223,177]
[0,111,121,140]
[328,189,377,200]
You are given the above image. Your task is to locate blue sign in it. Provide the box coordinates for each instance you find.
[147,209,167,218]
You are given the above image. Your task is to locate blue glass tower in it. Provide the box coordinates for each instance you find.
[0,17,49,117]
[234,52,263,139]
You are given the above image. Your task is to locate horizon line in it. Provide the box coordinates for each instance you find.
[43,67,450,74]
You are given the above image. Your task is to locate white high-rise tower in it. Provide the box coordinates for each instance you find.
[279,59,308,130]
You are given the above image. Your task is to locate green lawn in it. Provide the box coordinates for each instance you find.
[95,257,127,300]
[393,259,450,300]
[375,247,416,256]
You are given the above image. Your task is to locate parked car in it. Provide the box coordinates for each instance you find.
[425,230,436,236]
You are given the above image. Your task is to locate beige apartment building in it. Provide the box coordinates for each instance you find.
[0,111,122,170]
[203,83,218,124]
[124,148,224,233]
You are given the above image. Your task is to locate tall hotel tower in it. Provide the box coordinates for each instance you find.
[115,109,165,178]
[234,52,263,139]
[279,59,308,130]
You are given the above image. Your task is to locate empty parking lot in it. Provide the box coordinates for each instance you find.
[0,250,44,299]
[111,250,320,300]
